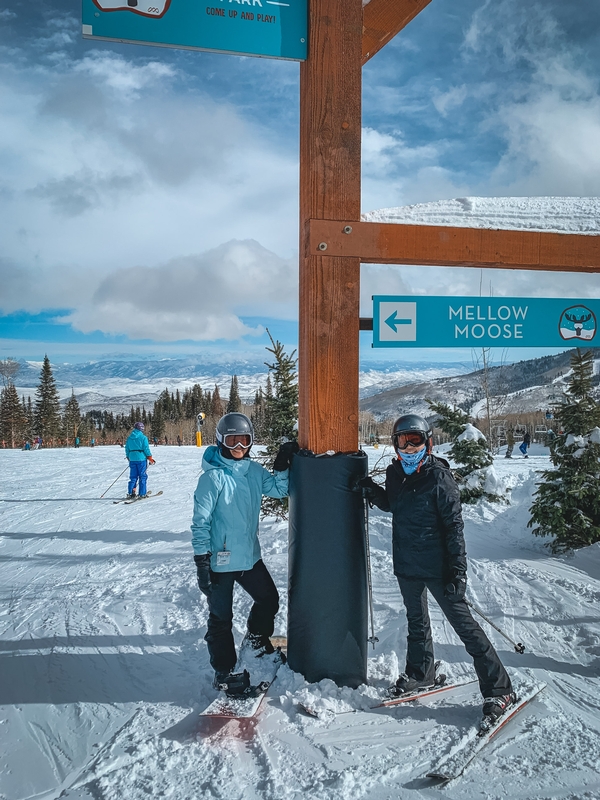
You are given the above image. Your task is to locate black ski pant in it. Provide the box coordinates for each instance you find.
[397,577,513,698]
[204,559,279,675]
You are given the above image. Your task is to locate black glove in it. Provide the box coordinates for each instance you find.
[355,476,379,502]
[273,440,299,472]
[444,572,467,602]
[194,554,212,597]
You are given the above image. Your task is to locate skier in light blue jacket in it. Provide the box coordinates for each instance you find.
[125,422,155,499]
[191,412,298,691]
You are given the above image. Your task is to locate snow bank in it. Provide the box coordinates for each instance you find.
[458,422,487,442]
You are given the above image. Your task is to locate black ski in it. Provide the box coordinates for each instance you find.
[425,682,546,784]
[114,490,162,505]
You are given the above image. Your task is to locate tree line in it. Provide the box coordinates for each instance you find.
[0,333,299,451]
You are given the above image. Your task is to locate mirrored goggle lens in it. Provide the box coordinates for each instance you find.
[224,434,252,449]
[394,432,426,449]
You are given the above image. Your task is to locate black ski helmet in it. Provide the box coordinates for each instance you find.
[391,414,433,453]
[216,412,254,450]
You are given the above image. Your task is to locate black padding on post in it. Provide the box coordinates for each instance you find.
[288,450,368,687]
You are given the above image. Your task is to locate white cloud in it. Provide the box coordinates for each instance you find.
[0,46,300,339]
[60,239,297,341]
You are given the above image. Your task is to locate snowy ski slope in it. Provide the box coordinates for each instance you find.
[1,445,600,799]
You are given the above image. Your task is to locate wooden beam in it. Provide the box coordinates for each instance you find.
[299,0,363,453]
[308,219,600,272]
[362,0,431,64]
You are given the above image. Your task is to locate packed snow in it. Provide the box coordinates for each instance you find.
[1,444,600,799]
[363,196,600,235]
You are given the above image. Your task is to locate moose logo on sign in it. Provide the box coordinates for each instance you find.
[559,305,597,341]
[92,0,171,18]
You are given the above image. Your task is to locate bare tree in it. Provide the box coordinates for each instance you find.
[0,358,20,388]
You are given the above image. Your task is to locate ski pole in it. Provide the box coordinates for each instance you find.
[100,464,129,498]
[364,499,379,649]
[465,598,525,654]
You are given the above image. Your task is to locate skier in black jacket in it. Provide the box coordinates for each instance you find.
[359,413,515,722]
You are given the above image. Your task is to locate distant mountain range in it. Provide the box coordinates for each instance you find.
[13,356,470,414]
[359,348,600,420]
[13,348,598,418]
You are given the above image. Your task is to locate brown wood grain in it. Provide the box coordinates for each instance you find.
[299,0,363,453]
[363,0,432,64]
[309,219,600,272]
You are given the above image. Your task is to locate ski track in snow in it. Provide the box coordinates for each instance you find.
[1,445,600,799]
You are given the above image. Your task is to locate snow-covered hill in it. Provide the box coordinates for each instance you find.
[13,358,471,413]
[360,349,600,420]
[1,446,600,798]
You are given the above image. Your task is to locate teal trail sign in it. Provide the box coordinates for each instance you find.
[372,296,600,348]
[82,0,307,61]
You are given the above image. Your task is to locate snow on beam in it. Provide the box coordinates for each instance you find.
[308,219,600,272]
[362,0,431,64]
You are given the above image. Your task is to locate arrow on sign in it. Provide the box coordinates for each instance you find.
[385,311,413,332]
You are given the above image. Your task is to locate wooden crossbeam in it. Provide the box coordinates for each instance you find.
[308,219,600,272]
[363,0,432,64]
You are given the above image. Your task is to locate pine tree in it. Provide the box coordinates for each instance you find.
[63,390,82,446]
[260,331,298,519]
[428,399,502,504]
[227,375,242,413]
[528,349,600,553]
[34,355,62,444]
[252,387,264,442]
[211,384,223,419]
[151,402,165,439]
[0,383,27,447]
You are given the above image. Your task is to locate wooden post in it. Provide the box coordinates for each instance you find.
[299,0,363,453]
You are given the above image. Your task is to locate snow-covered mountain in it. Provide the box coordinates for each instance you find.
[14,357,471,413]
[360,348,600,420]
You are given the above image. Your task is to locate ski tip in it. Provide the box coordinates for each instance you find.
[426,772,452,783]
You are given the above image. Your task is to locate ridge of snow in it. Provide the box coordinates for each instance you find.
[363,196,600,234]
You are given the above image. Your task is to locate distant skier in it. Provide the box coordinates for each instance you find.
[125,422,155,499]
[519,431,531,458]
[75,437,80,448]
[358,413,515,723]
[505,426,514,459]
[191,412,298,694]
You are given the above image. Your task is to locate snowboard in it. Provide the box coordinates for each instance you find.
[200,680,272,720]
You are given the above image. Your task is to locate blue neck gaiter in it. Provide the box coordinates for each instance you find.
[398,446,427,475]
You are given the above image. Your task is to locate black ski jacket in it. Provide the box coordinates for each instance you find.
[368,455,467,581]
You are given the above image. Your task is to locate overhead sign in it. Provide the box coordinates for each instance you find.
[372,296,600,348]
[82,0,307,61]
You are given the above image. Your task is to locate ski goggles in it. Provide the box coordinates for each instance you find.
[393,431,427,450]
[223,433,252,450]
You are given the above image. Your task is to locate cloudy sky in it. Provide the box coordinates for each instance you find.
[2,0,600,364]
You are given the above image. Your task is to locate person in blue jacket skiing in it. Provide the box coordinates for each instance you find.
[191,412,298,693]
[125,422,155,499]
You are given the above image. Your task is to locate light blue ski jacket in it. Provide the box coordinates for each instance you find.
[125,429,152,462]
[191,445,289,572]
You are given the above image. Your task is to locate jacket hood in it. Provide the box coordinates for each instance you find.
[202,444,251,475]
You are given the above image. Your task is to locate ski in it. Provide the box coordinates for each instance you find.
[372,678,478,709]
[425,682,546,784]
[114,490,163,505]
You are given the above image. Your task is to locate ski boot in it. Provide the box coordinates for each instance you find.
[387,662,445,699]
[480,692,517,731]
[240,632,286,665]
[126,492,137,500]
